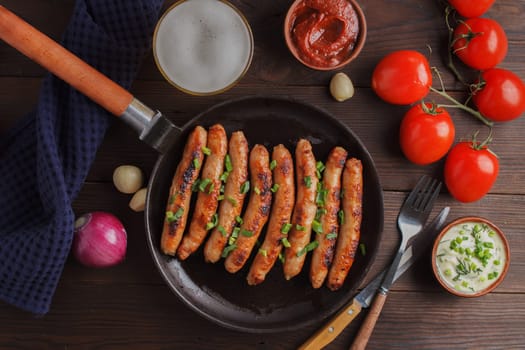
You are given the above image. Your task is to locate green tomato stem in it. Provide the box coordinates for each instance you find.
[429,86,493,127]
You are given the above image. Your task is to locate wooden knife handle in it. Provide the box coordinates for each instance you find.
[0,5,133,116]
[299,298,363,350]
[349,291,387,350]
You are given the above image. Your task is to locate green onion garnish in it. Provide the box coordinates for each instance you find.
[271,184,280,193]
[227,196,238,206]
[218,225,228,237]
[224,154,233,172]
[304,176,312,188]
[259,248,268,257]
[281,223,292,234]
[235,215,243,225]
[191,179,201,192]
[220,172,229,182]
[206,213,218,230]
[202,146,211,156]
[281,237,291,248]
[338,210,345,225]
[254,187,261,195]
[326,232,338,240]
[295,224,305,231]
[241,229,254,237]
[221,244,237,258]
[297,241,319,257]
[198,178,211,192]
[270,159,277,170]
[312,220,323,234]
[240,181,250,194]
[193,158,200,169]
[316,161,325,178]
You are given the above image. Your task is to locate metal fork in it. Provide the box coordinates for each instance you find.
[350,175,442,350]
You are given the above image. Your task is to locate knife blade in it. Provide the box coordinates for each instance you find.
[298,206,450,350]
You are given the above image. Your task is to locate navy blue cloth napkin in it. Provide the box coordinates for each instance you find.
[0,0,163,314]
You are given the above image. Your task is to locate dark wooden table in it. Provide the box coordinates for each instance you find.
[1,0,524,349]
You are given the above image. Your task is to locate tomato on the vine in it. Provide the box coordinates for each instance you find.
[444,140,499,203]
[452,18,507,70]
[372,50,432,105]
[448,0,495,18]
[399,103,455,165]
[472,68,525,122]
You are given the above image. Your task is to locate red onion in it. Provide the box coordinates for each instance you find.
[72,212,127,268]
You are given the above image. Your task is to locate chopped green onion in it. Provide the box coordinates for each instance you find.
[359,243,366,256]
[271,184,280,193]
[254,187,261,195]
[295,224,305,231]
[198,178,212,192]
[208,183,215,194]
[227,196,238,206]
[218,225,228,237]
[297,241,319,257]
[312,220,323,234]
[235,216,243,225]
[315,208,327,220]
[166,208,184,223]
[304,176,312,188]
[270,159,277,170]
[259,248,268,257]
[221,244,237,258]
[316,183,327,206]
[240,181,250,194]
[326,232,338,240]
[168,194,176,205]
[193,158,200,169]
[202,146,211,155]
[220,172,229,182]
[281,237,291,248]
[229,227,240,245]
[206,213,219,230]
[217,194,224,201]
[281,223,292,234]
[191,179,201,192]
[338,210,345,225]
[241,229,254,237]
[278,252,285,264]
[316,161,325,178]
[224,154,233,172]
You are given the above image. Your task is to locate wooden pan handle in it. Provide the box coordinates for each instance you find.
[349,292,387,350]
[0,5,133,116]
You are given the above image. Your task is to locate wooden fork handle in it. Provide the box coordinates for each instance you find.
[0,5,133,116]
[349,291,387,350]
[299,298,363,350]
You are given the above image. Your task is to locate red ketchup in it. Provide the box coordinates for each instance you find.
[289,0,359,68]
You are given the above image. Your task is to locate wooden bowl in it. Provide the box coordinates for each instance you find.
[284,0,367,71]
[431,216,510,297]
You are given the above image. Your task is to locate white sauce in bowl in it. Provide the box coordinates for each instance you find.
[435,221,507,295]
[153,0,253,95]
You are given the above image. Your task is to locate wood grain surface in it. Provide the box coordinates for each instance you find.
[1,0,524,349]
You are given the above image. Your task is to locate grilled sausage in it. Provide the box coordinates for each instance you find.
[176,124,228,260]
[224,144,272,273]
[203,131,249,263]
[283,139,319,280]
[160,126,207,256]
[310,146,347,289]
[247,144,295,285]
[327,158,363,291]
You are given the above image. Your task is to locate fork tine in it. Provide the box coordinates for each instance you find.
[403,175,429,208]
[421,179,441,212]
[412,176,432,209]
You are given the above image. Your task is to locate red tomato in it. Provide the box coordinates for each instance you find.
[372,50,432,105]
[444,141,499,203]
[448,0,495,18]
[452,18,507,70]
[472,68,525,122]
[399,103,455,165]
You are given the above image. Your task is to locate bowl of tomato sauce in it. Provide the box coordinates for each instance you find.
[284,0,367,71]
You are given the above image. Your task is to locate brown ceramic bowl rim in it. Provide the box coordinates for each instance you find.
[431,216,510,298]
[152,0,254,96]
[283,0,367,71]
